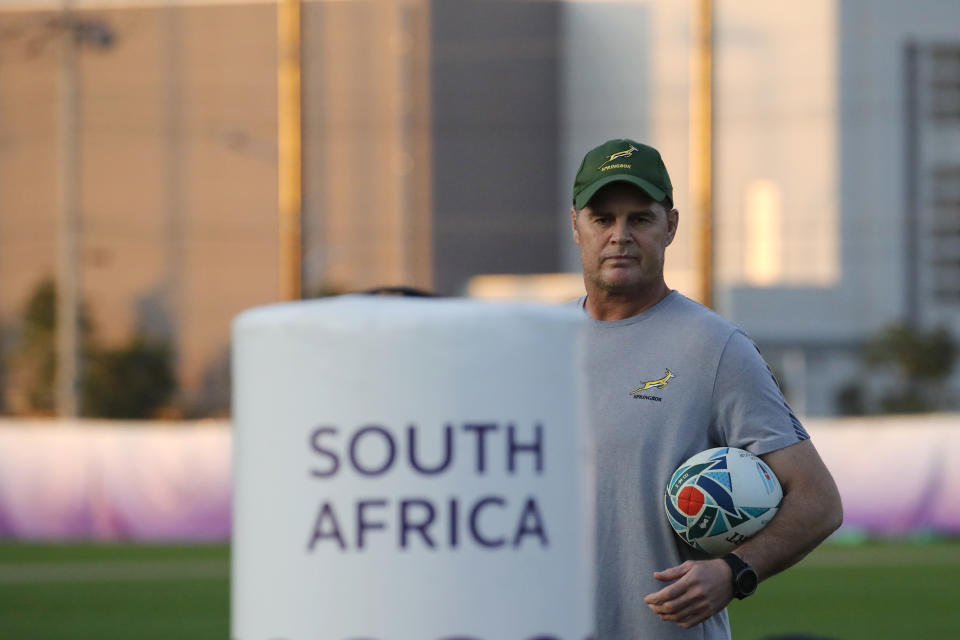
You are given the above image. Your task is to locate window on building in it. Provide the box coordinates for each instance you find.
[931,165,960,303]
[744,180,783,286]
[929,45,960,121]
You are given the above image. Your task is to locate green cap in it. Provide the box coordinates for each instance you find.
[572,138,673,210]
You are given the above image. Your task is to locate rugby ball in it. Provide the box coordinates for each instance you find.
[664,447,782,556]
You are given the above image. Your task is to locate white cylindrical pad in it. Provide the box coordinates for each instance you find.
[232,296,592,640]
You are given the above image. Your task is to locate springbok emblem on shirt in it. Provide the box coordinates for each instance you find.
[630,368,675,395]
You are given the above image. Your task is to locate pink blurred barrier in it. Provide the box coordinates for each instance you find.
[0,420,231,540]
[0,415,958,540]
[806,414,960,536]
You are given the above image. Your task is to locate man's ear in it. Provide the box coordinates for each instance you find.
[665,208,679,246]
[570,207,580,245]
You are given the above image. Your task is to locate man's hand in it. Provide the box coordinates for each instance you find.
[643,558,733,629]
[644,440,843,630]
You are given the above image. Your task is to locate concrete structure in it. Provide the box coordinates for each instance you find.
[430,0,562,295]
[712,0,960,415]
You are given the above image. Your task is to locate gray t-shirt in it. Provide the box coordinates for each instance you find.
[578,291,808,639]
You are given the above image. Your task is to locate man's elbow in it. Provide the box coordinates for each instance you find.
[820,482,844,538]
[829,492,844,534]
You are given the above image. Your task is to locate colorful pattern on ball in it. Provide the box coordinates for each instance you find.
[677,486,704,515]
[663,447,783,556]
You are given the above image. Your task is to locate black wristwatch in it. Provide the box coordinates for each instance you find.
[721,553,758,600]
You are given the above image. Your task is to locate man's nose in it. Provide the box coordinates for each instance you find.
[610,218,632,244]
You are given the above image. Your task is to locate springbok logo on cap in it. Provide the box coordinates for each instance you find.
[573,138,673,209]
[597,144,639,169]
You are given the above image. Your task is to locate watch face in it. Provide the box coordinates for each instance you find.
[737,569,759,596]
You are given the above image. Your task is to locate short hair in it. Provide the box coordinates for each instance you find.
[361,286,438,297]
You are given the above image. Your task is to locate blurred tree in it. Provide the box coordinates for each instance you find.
[0,327,6,414]
[836,324,958,415]
[834,381,867,416]
[866,324,957,414]
[82,337,176,419]
[11,277,96,413]
[864,324,956,381]
[10,277,176,418]
[17,278,61,412]
[185,346,230,419]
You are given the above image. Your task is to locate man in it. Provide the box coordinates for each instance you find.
[570,139,843,638]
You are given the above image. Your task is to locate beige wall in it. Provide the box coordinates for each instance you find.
[0,0,436,414]
[302,0,432,295]
[0,3,280,413]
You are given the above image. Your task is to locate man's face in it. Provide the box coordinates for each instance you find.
[571,182,678,295]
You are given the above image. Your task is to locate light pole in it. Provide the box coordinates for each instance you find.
[56,0,80,418]
[278,0,302,301]
[54,6,114,417]
[691,0,714,308]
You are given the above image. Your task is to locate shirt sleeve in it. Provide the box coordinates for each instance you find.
[709,330,809,456]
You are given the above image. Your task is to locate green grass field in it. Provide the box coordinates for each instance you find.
[728,538,960,639]
[0,539,957,639]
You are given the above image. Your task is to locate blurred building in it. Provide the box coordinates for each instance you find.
[301,0,564,296]
[709,0,960,415]
[0,0,957,416]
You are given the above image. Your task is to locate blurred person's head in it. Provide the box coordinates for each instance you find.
[361,285,438,297]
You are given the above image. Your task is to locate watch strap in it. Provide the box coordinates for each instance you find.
[721,553,758,599]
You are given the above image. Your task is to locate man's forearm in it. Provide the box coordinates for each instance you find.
[735,442,843,580]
